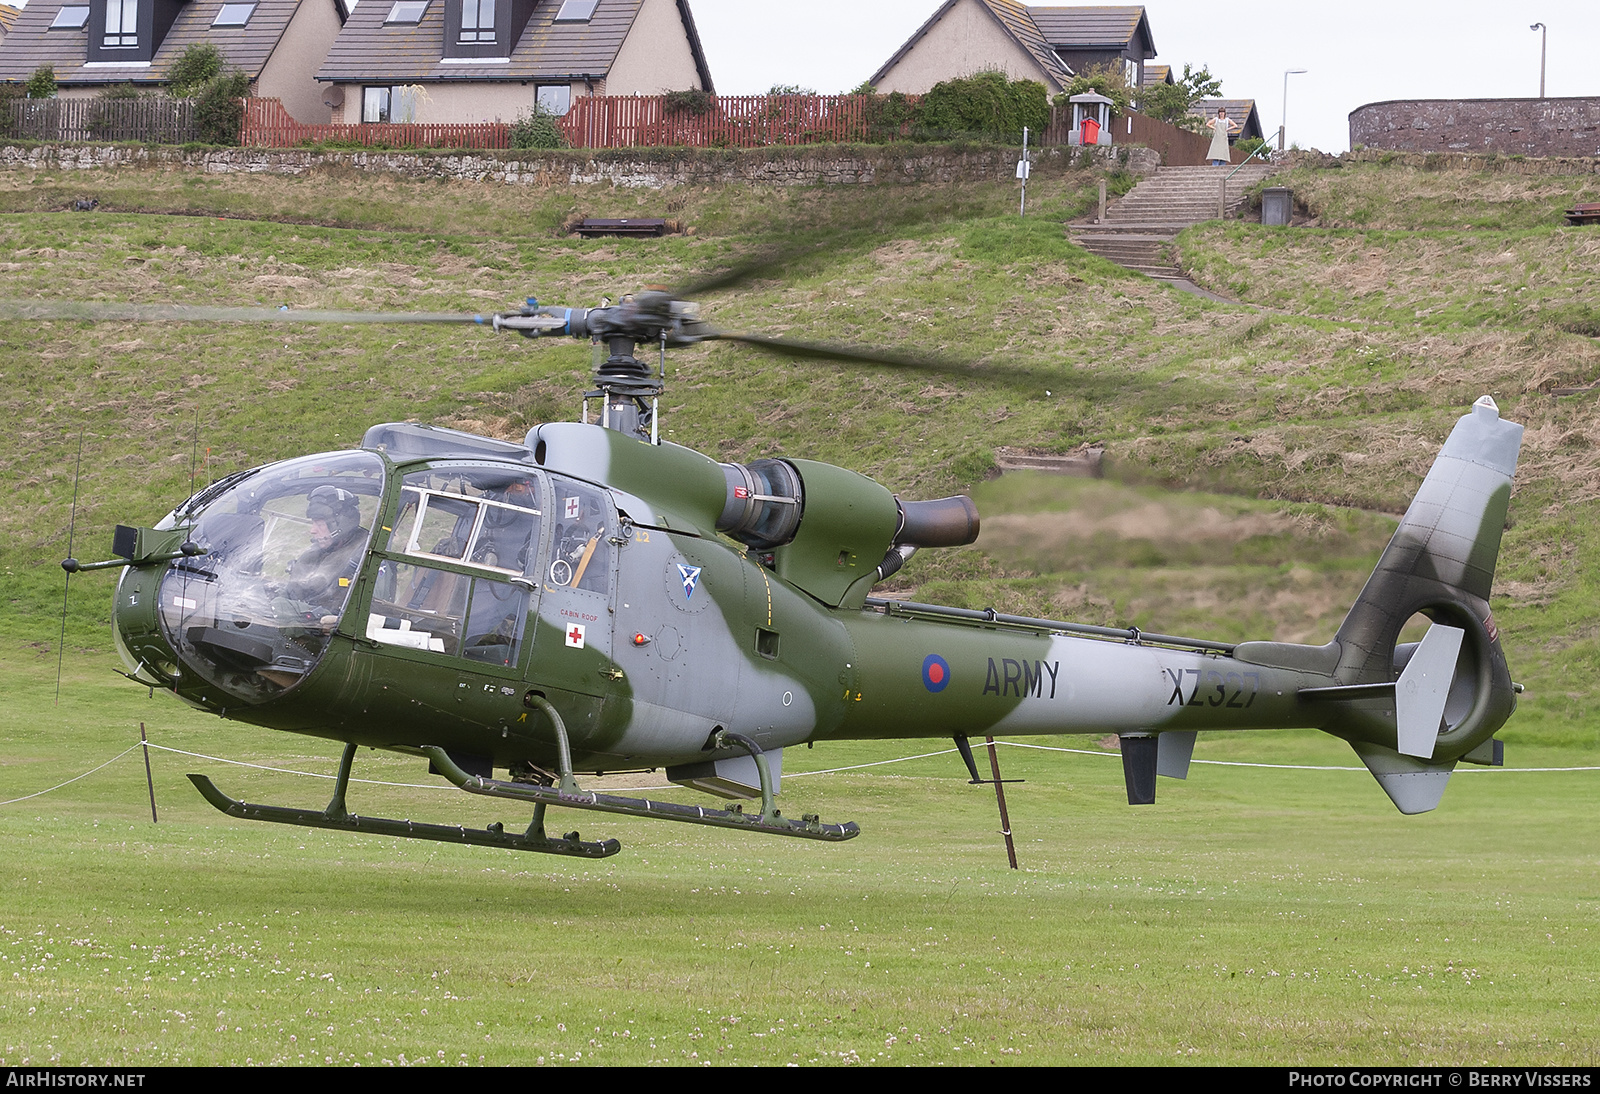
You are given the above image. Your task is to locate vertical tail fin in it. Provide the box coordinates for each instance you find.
[1329,396,1523,804]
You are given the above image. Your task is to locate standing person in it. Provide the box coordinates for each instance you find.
[1208,107,1232,166]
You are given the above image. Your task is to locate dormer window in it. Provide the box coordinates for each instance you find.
[104,0,138,46]
[212,3,257,27]
[459,0,493,41]
[385,1,428,24]
[51,6,91,28]
[553,0,598,23]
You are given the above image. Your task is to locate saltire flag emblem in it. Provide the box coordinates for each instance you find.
[922,653,951,693]
[677,564,702,600]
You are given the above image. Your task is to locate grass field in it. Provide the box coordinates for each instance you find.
[1,148,1597,1066]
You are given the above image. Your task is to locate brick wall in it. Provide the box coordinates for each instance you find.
[1349,98,1600,157]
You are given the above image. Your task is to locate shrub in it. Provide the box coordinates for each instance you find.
[1058,63,1131,120]
[914,71,1049,142]
[662,89,713,116]
[860,90,914,142]
[509,103,565,149]
[25,65,57,100]
[0,82,23,138]
[1138,63,1220,132]
[167,43,226,98]
[193,71,250,145]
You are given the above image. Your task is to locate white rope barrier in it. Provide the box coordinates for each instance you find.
[4,733,1595,808]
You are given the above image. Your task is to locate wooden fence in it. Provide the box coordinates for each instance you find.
[2,97,199,143]
[242,98,510,150]
[558,94,918,149]
[1042,109,1250,166]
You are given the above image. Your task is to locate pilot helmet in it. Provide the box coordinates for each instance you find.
[307,485,361,540]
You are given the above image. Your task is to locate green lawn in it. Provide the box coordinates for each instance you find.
[2,149,1598,1065]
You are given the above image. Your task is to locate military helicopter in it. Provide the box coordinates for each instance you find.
[29,283,1523,860]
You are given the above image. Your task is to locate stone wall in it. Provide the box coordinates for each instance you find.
[1349,98,1600,158]
[0,141,1160,188]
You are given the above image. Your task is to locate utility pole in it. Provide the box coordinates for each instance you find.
[1281,69,1307,151]
[1530,23,1547,98]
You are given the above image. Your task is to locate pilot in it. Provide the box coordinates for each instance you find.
[473,477,540,574]
[276,485,368,630]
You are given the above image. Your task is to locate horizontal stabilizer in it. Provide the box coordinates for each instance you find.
[1350,741,1456,815]
[1157,731,1196,780]
[1396,624,1464,759]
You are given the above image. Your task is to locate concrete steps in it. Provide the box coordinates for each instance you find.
[1070,163,1278,279]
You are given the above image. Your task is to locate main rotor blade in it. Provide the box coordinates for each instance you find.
[709,330,956,370]
[667,242,832,299]
[704,329,1054,386]
[0,300,495,325]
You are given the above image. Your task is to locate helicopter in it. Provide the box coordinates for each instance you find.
[30,284,1523,860]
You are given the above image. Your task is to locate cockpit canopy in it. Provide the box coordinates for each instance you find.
[153,451,386,702]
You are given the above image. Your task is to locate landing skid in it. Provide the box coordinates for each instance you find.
[187,717,859,858]
[188,742,619,858]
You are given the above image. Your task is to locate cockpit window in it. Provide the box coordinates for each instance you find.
[156,451,384,701]
[387,465,541,577]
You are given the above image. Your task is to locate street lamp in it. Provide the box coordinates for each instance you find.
[1281,69,1307,151]
[1530,23,1546,98]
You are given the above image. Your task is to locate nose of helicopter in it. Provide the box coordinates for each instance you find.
[121,451,385,705]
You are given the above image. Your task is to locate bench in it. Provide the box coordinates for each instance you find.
[573,218,670,238]
[1565,203,1600,226]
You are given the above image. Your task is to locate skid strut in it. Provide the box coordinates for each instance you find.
[188,742,620,858]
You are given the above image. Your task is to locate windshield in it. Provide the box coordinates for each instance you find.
[156,451,384,702]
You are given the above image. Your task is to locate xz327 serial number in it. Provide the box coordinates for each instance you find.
[1165,668,1259,708]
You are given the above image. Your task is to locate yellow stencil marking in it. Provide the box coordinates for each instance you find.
[759,568,773,627]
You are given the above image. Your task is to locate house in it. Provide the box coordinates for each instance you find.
[871,2,1157,97]
[0,5,21,47]
[1028,6,1155,88]
[0,0,347,123]
[1140,63,1171,88]
[315,0,713,126]
[1191,98,1263,143]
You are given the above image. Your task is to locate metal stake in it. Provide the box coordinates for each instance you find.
[140,722,158,822]
[984,735,1018,870]
[1019,126,1029,217]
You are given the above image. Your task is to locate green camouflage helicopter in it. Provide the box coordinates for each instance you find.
[35,286,1523,860]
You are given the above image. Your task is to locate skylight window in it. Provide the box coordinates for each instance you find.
[50,6,91,28]
[553,0,598,23]
[385,1,428,24]
[212,3,257,27]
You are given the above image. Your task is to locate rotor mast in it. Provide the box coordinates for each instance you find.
[495,291,705,444]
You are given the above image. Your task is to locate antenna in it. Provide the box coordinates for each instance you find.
[55,430,85,705]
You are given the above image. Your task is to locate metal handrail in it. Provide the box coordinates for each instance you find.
[1226,141,1275,181]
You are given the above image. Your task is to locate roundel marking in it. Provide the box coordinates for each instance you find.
[922,654,951,693]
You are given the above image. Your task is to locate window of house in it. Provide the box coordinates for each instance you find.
[363,85,419,123]
[553,0,598,23]
[50,6,91,28]
[103,0,139,47]
[212,3,257,27]
[535,84,570,116]
[384,1,428,24]
[459,0,495,41]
